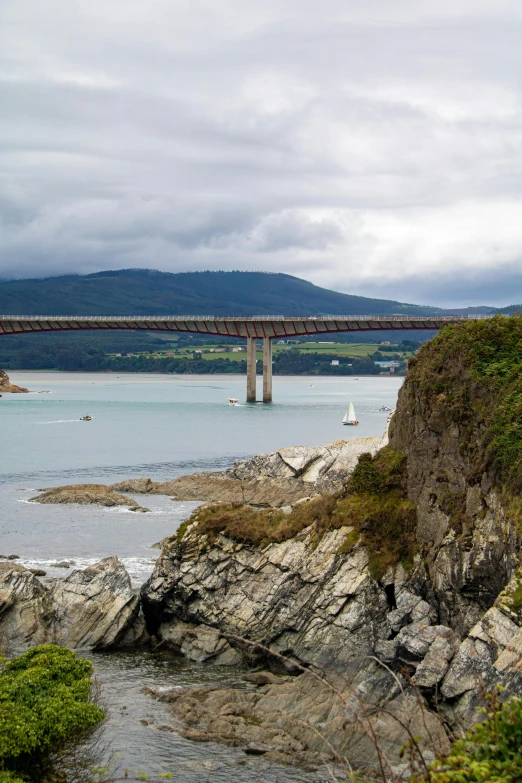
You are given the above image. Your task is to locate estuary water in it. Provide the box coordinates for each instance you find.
[1,371,403,780]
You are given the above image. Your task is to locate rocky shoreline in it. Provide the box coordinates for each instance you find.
[111,425,391,507]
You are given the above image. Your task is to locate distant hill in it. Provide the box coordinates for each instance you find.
[0,268,490,317]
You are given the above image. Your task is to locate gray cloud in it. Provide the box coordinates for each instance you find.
[0,0,521,306]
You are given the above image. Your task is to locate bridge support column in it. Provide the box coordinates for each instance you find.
[246,337,257,402]
[263,337,273,403]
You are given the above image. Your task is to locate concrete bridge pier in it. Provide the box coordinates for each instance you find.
[246,336,272,402]
[263,337,273,403]
[246,336,257,402]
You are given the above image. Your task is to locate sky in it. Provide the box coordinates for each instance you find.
[0,0,521,307]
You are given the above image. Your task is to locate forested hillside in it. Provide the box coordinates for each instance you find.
[0,268,447,317]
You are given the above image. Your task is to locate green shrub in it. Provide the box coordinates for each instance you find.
[0,644,104,782]
[413,691,522,782]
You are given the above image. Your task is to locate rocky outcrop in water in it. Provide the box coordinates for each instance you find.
[30,484,150,512]
[113,431,389,507]
[0,557,146,652]
[0,369,28,393]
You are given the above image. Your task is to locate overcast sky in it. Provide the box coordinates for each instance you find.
[1,0,521,306]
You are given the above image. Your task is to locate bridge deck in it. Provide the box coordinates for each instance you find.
[0,314,491,338]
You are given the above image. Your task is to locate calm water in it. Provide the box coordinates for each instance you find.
[1,371,402,780]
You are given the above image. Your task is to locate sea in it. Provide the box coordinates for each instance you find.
[1,371,403,781]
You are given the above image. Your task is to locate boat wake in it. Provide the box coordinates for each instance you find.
[38,419,81,424]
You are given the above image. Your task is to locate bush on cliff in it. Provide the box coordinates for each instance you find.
[0,644,104,782]
[188,447,417,579]
[413,691,522,783]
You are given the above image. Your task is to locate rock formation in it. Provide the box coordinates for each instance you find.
[0,369,28,393]
[140,318,522,775]
[0,557,146,652]
[113,430,389,507]
[30,484,150,511]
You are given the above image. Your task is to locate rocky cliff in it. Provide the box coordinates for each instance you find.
[141,316,522,774]
[0,369,28,393]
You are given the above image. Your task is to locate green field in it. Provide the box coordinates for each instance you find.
[111,341,411,362]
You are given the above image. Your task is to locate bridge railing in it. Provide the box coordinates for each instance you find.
[0,314,495,322]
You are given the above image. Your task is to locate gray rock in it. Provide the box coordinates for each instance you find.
[51,557,140,648]
[159,620,243,665]
[374,639,398,663]
[441,638,496,699]
[0,556,140,652]
[412,628,460,688]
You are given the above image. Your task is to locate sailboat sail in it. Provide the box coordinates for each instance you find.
[342,402,358,425]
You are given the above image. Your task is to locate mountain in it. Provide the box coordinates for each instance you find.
[0,268,494,317]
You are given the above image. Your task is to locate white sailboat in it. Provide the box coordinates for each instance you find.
[342,402,358,426]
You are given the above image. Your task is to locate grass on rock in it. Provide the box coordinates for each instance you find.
[182,447,417,579]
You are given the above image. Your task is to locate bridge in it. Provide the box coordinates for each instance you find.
[0,314,491,402]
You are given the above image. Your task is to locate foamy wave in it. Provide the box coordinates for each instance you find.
[17,555,158,585]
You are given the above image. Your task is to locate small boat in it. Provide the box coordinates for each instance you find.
[342,402,358,426]
[227,398,239,406]
[378,406,391,412]
[80,415,92,421]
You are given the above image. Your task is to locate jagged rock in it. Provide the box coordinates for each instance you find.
[0,369,29,393]
[142,524,390,666]
[0,557,141,652]
[29,568,47,576]
[30,484,150,512]
[412,628,460,688]
[0,569,53,648]
[51,557,141,648]
[441,638,495,700]
[158,620,242,665]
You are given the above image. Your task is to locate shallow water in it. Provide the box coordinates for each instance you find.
[89,648,328,782]
[1,371,402,779]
